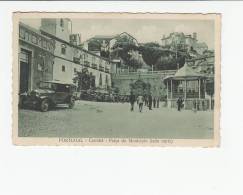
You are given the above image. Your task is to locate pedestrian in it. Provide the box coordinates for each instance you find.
[202,100,205,111]
[129,92,136,111]
[177,96,183,111]
[148,94,153,110]
[192,99,197,113]
[153,96,156,108]
[156,96,160,108]
[137,95,144,112]
[144,95,148,106]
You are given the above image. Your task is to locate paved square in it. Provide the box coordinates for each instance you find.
[19,100,213,139]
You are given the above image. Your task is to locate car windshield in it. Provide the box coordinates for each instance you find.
[39,82,55,90]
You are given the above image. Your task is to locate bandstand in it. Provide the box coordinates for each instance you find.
[163,63,210,110]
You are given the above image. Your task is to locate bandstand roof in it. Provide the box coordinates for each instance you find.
[164,63,206,81]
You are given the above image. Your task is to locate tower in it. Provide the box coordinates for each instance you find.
[40,18,72,42]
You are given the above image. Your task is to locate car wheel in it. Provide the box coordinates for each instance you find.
[68,98,75,109]
[40,99,49,112]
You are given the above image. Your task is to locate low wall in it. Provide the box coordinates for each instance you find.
[111,70,176,95]
[167,99,210,111]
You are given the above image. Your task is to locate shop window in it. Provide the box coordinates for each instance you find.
[62,65,65,72]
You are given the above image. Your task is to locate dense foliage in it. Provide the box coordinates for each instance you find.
[73,68,96,91]
[139,42,188,70]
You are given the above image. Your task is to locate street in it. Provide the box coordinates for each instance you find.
[18,100,214,139]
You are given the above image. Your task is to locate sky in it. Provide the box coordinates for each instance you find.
[21,18,215,49]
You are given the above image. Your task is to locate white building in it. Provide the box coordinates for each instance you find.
[40,18,113,89]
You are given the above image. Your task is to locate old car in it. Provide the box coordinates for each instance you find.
[19,80,76,112]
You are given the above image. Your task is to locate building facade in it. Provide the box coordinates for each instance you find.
[40,18,114,89]
[161,32,208,55]
[18,22,55,93]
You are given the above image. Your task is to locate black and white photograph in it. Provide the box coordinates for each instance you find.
[13,13,220,146]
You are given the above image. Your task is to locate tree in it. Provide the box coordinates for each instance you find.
[73,68,95,91]
[88,39,101,51]
[139,42,163,67]
[111,41,146,71]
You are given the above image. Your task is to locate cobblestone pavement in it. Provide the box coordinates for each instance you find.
[18,100,214,139]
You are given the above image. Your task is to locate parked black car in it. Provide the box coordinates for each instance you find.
[19,80,76,112]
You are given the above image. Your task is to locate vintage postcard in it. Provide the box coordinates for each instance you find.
[12,12,221,146]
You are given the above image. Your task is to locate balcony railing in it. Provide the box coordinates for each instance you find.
[91,63,98,69]
[114,70,176,75]
[99,66,104,71]
[84,61,90,67]
[73,57,80,64]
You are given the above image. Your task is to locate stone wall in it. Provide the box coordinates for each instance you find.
[111,70,176,95]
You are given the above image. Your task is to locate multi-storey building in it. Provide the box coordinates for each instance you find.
[18,19,115,93]
[82,32,139,56]
[18,22,55,93]
[161,32,208,55]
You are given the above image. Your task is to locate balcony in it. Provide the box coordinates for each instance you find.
[84,61,90,67]
[105,67,110,73]
[91,63,98,69]
[99,66,104,71]
[73,57,80,64]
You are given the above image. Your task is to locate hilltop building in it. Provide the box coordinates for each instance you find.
[82,32,141,73]
[82,32,139,56]
[161,32,208,55]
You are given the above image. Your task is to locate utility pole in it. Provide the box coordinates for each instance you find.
[175,43,179,70]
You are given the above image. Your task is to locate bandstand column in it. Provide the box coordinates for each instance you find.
[198,79,201,99]
[166,80,169,100]
[204,79,207,98]
[184,79,187,109]
[184,79,187,99]
[170,79,173,99]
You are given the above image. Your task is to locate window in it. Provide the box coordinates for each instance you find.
[20,49,30,63]
[32,35,37,44]
[42,40,47,48]
[19,28,25,39]
[61,44,66,55]
[74,68,77,73]
[62,65,65,72]
[60,19,64,27]
[24,32,29,41]
[99,73,102,86]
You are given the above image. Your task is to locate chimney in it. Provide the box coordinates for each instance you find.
[70,34,81,46]
[193,32,197,40]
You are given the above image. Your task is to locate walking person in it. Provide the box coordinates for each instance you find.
[156,96,160,108]
[192,99,197,113]
[137,95,144,112]
[129,92,136,111]
[177,96,184,111]
[148,94,153,110]
[153,96,156,108]
[144,95,148,106]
